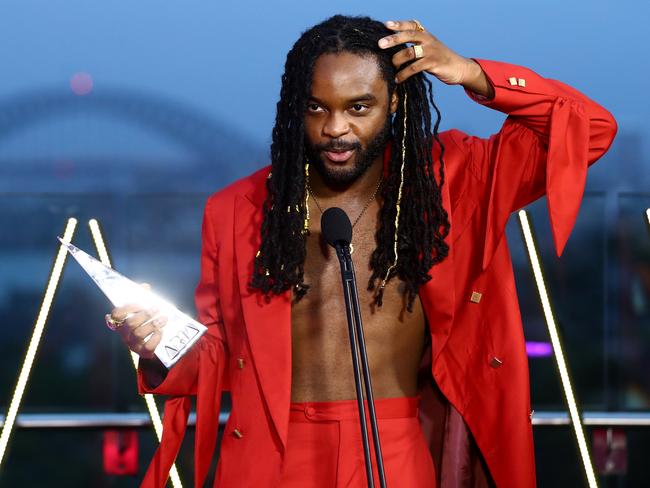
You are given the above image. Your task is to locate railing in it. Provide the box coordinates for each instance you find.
[2,411,650,428]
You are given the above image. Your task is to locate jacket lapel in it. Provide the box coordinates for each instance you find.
[233,191,292,452]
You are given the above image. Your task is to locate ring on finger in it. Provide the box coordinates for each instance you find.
[412,44,424,60]
[105,313,124,331]
[105,311,137,331]
[412,19,425,32]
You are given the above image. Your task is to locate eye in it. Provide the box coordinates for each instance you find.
[307,103,323,113]
[350,104,369,114]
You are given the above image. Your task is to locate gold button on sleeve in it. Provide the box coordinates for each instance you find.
[233,428,244,439]
[237,358,245,369]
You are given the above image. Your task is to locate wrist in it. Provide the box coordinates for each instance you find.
[460,58,483,87]
[460,58,495,100]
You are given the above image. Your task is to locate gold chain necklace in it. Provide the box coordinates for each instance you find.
[305,175,383,254]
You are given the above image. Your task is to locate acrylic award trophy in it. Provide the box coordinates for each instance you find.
[59,238,207,368]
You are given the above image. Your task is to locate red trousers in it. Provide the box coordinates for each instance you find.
[279,396,437,487]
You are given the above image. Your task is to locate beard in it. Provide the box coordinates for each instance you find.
[306,116,392,188]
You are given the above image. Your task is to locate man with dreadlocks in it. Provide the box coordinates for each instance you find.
[111,14,616,488]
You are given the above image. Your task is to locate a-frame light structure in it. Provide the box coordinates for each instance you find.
[518,209,598,488]
[0,218,78,468]
[0,218,184,488]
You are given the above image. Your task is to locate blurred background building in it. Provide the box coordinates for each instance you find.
[0,0,648,486]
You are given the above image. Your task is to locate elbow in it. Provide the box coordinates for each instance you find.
[587,106,618,165]
[601,106,618,149]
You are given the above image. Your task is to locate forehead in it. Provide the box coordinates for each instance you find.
[310,52,387,101]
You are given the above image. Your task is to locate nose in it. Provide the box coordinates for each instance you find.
[322,112,350,139]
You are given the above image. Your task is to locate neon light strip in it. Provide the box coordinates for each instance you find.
[88,219,183,488]
[525,341,553,358]
[0,218,78,469]
[518,210,598,488]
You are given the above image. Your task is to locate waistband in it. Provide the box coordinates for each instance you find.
[289,396,420,422]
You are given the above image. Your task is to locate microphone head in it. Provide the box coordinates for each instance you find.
[321,207,352,247]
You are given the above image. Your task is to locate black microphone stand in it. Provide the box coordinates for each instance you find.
[323,207,387,488]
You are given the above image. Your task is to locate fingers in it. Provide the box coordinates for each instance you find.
[381,20,465,86]
[121,309,166,340]
[111,303,145,323]
[125,311,159,340]
[395,59,430,84]
[134,313,166,358]
[126,312,166,358]
[392,45,421,68]
[109,283,166,359]
[385,20,424,32]
[111,304,168,357]
[378,30,425,49]
[132,329,163,359]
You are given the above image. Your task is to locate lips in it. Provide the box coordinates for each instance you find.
[323,149,354,163]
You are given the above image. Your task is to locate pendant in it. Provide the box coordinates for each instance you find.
[349,243,354,254]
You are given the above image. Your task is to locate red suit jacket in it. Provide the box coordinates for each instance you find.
[137,59,617,487]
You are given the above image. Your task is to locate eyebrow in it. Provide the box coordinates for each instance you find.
[309,93,378,105]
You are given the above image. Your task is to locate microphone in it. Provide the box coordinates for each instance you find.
[320,206,387,488]
[321,207,352,248]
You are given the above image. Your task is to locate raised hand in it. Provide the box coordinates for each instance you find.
[378,19,493,98]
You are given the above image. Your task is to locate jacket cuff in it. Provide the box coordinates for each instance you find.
[137,346,200,396]
[465,58,549,114]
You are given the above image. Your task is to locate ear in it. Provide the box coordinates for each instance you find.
[390,90,399,114]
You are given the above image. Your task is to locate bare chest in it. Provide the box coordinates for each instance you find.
[290,207,427,401]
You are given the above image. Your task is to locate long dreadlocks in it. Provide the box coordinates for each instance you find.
[250,15,450,311]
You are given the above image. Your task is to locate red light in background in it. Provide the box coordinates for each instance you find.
[70,72,93,96]
[103,430,138,475]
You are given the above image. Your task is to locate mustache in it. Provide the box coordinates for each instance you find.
[313,140,362,153]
